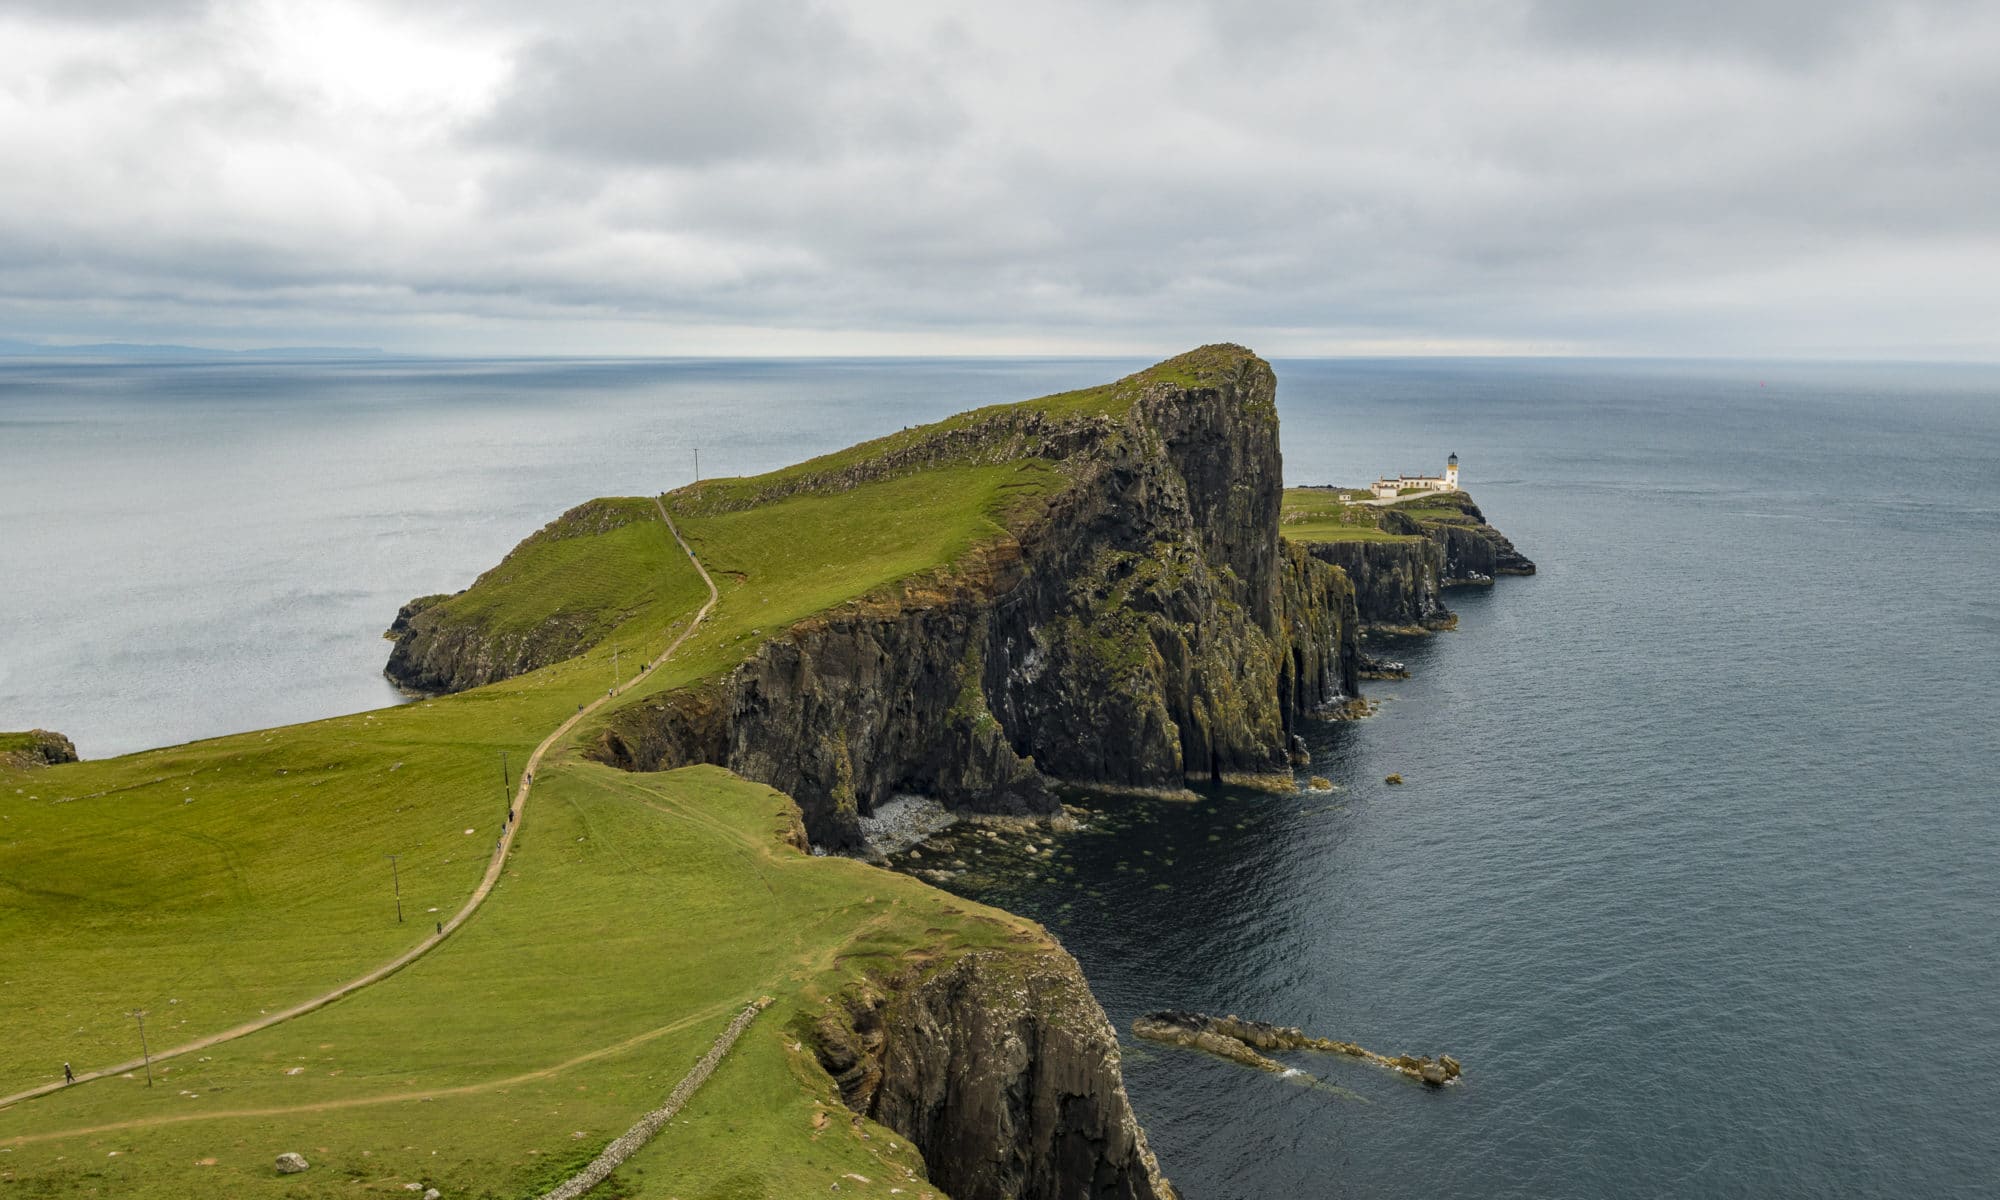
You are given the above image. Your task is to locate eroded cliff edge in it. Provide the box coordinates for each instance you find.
[592,346,1363,848]
[1284,488,1536,632]
[813,943,1174,1200]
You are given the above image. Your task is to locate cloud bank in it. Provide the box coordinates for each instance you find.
[1,0,1996,357]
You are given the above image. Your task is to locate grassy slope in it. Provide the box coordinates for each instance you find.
[0,508,702,1089]
[0,360,1121,1194]
[0,763,1038,1199]
[1279,487,1420,543]
[416,498,695,652]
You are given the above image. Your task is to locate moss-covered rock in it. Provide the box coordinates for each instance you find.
[813,943,1175,1200]
[0,729,78,769]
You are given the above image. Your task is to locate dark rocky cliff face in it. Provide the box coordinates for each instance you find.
[1381,494,1537,584]
[595,347,1365,848]
[812,944,1175,1200]
[1285,492,1535,636]
[1297,538,1452,632]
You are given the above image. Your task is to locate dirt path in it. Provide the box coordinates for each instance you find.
[0,998,743,1147]
[0,497,719,1114]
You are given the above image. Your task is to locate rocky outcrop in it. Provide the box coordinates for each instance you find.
[597,347,1365,848]
[812,946,1174,1200]
[1133,1010,1462,1086]
[384,499,656,694]
[1381,493,1536,584]
[1296,537,1453,632]
[0,729,78,769]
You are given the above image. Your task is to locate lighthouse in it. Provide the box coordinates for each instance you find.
[1445,453,1459,490]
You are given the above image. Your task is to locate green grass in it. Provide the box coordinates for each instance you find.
[0,353,1244,1195]
[675,344,1253,517]
[2,450,1077,1196]
[0,545,707,1092]
[0,763,1039,1197]
[0,732,41,754]
[415,498,701,648]
[1279,488,1418,543]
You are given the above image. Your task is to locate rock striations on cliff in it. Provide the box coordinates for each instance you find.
[1284,489,1536,633]
[589,346,1363,848]
[814,945,1174,1200]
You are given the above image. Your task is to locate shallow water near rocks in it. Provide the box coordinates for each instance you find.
[4,356,1998,1196]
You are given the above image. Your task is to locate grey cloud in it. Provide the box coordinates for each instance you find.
[0,0,1997,356]
[478,1,960,167]
[0,0,207,21]
[1523,0,1978,62]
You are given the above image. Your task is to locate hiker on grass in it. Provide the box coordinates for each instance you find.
[63,1062,73,1084]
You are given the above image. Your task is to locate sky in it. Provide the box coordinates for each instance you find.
[2,0,1997,359]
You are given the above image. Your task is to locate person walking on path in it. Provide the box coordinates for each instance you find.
[62,1062,73,1085]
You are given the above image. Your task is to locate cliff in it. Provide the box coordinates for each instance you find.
[812,942,1174,1200]
[0,729,78,769]
[1297,538,1452,632]
[384,497,685,694]
[592,347,1364,847]
[1379,492,1537,584]
[1279,487,1534,632]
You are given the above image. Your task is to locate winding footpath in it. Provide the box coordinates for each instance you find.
[0,497,719,1113]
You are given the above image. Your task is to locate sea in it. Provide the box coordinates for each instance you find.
[2,355,1995,1197]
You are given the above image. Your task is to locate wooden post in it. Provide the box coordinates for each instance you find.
[386,854,403,923]
[128,1010,153,1087]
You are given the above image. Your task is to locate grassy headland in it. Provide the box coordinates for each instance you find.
[0,354,1224,1195]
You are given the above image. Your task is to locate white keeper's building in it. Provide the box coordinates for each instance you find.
[1370,453,1460,499]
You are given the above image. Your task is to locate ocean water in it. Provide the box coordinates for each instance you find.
[2,356,1996,1196]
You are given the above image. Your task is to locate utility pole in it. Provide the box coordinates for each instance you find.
[385,854,403,923]
[128,1010,153,1087]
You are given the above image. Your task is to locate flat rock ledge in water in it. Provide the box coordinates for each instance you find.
[1132,1010,1462,1086]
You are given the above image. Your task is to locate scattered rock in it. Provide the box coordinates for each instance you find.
[1308,776,1332,791]
[425,1190,441,1200]
[1133,1010,1460,1086]
[275,1152,309,1174]
[1384,773,1404,785]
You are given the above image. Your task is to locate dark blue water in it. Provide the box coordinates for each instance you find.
[2,356,1996,1195]
[951,359,2000,1198]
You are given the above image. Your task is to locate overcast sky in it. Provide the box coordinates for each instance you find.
[2,0,1997,358]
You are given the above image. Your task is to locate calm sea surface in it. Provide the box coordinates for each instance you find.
[3,356,1996,1197]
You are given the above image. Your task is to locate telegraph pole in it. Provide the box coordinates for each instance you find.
[385,854,403,923]
[128,1010,153,1087]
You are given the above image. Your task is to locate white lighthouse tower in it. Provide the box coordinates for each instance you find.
[1445,452,1460,490]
